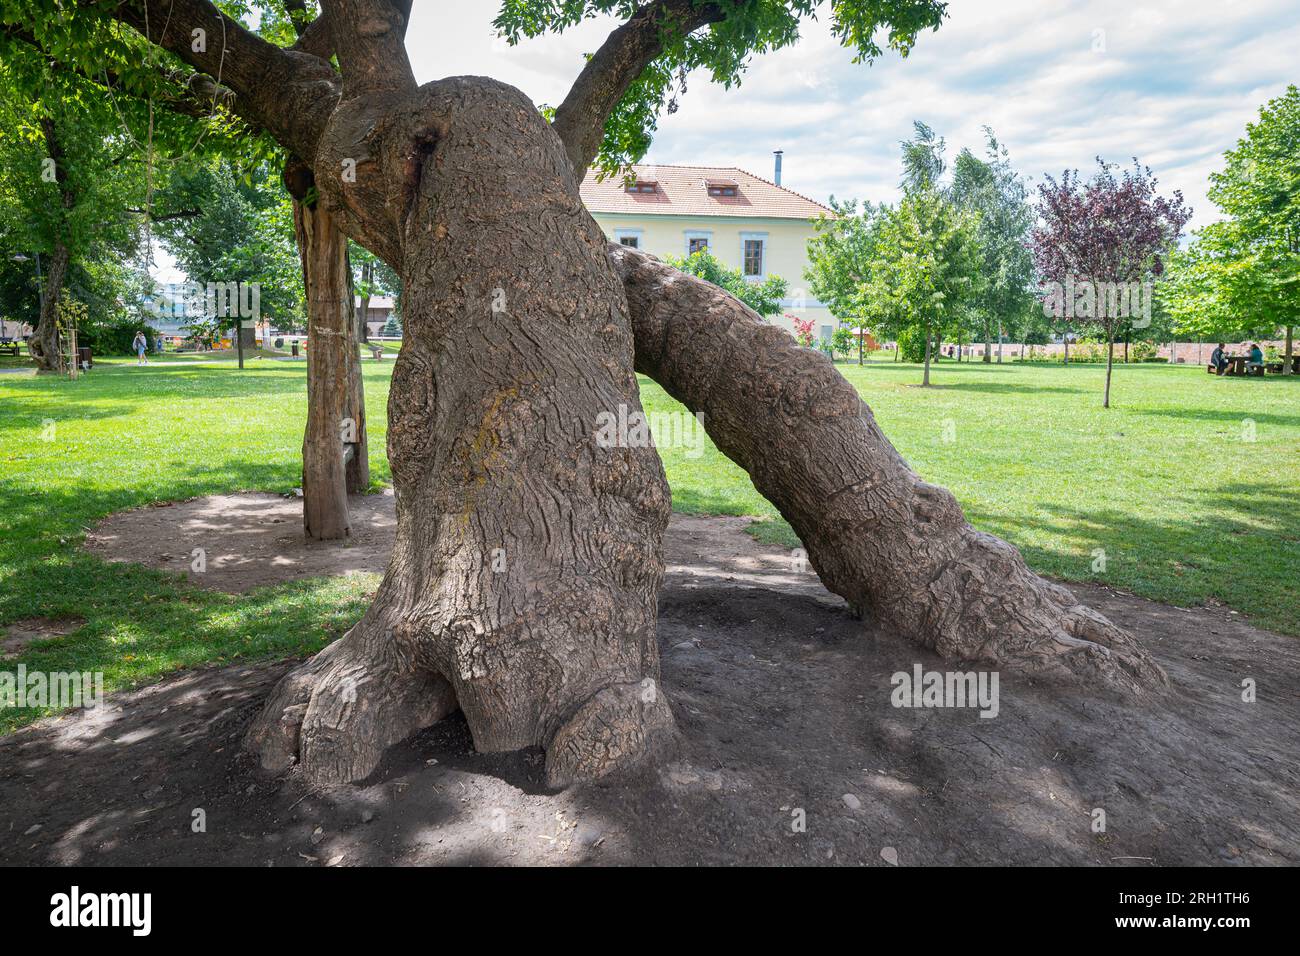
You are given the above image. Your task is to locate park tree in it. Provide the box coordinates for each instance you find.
[898,122,1037,363]
[152,159,305,366]
[666,249,787,317]
[7,0,1167,788]
[5,1,372,540]
[0,63,153,370]
[1161,220,1297,360]
[950,129,1036,363]
[805,197,893,364]
[873,187,985,385]
[1031,159,1191,407]
[1165,86,1300,371]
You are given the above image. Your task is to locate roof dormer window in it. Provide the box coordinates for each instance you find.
[626,180,657,194]
[706,178,739,197]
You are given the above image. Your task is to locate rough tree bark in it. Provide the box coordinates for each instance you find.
[30,243,68,373]
[92,0,1164,793]
[292,177,358,540]
[610,244,1166,693]
[247,78,675,786]
[340,247,369,494]
[28,118,74,374]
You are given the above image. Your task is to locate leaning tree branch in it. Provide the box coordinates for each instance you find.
[553,0,726,181]
[318,0,416,98]
[292,0,413,72]
[106,0,340,158]
[286,0,336,58]
[608,243,1166,691]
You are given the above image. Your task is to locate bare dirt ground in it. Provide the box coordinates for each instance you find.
[3,492,1297,866]
[2,617,84,660]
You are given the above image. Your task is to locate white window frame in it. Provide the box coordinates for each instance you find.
[684,230,713,256]
[740,231,768,280]
[614,228,644,249]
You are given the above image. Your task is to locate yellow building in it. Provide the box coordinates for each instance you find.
[580,162,839,339]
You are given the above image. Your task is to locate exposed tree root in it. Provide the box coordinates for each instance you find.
[245,620,458,784]
[545,679,677,788]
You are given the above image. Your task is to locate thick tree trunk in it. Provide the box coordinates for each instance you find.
[356,259,372,344]
[30,119,72,374]
[295,199,355,540]
[611,244,1165,692]
[1104,335,1115,408]
[343,249,369,494]
[29,244,67,373]
[249,78,674,788]
[922,322,932,386]
[1285,325,1294,375]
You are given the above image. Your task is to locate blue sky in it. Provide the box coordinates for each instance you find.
[407,0,1299,234]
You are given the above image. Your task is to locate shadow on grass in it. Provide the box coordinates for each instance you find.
[1137,406,1300,430]
[0,456,383,732]
[919,381,1088,395]
[969,481,1298,637]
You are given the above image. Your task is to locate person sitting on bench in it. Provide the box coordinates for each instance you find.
[1247,343,1265,373]
[1210,343,1229,374]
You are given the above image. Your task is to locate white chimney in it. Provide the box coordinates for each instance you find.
[773,150,783,186]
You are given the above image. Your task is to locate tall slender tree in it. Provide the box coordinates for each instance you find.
[951,129,1036,363]
[874,187,984,385]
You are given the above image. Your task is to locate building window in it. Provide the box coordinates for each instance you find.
[705,178,739,197]
[614,228,643,249]
[625,181,657,194]
[684,230,712,256]
[740,232,768,278]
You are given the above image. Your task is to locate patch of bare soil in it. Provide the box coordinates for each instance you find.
[1,495,1295,865]
[2,617,84,660]
[84,492,396,592]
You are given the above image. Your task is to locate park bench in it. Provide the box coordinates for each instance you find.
[0,340,19,357]
[1207,356,1248,375]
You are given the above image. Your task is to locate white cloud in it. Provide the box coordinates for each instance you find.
[405,0,1297,232]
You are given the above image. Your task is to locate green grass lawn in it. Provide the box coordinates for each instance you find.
[1,355,1296,730]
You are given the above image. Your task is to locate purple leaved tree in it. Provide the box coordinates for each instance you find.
[1032,160,1192,407]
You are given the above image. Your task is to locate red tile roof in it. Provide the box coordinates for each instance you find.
[580,164,834,220]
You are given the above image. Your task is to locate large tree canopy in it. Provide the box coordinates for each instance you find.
[1162,85,1300,368]
[2,0,1167,790]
